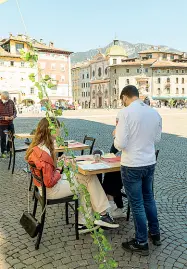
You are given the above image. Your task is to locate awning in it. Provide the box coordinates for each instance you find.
[152,96,187,100]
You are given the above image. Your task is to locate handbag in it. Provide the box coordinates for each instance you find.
[20,212,41,238]
[20,167,46,238]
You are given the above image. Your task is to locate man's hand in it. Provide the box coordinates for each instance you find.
[4,116,11,121]
[112,129,116,138]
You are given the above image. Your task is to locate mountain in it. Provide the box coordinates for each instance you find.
[70,40,182,63]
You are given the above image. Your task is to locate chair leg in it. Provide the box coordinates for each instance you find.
[126,203,130,221]
[8,152,12,170]
[29,175,33,191]
[75,199,79,240]
[65,202,69,225]
[35,211,46,250]
[12,153,16,174]
[33,197,38,218]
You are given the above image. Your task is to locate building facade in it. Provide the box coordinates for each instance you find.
[0,34,73,105]
[71,40,127,108]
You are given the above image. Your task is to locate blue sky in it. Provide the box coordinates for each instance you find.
[0,0,187,53]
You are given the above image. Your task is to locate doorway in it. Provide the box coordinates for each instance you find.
[99,97,102,108]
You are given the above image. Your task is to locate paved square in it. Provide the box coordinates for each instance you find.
[0,108,187,269]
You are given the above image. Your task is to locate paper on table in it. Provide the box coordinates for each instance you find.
[78,163,110,171]
[76,161,93,165]
[102,153,116,158]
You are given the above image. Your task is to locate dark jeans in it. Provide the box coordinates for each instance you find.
[121,164,160,243]
[0,124,15,154]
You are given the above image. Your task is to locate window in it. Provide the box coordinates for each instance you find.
[87,73,89,78]
[176,69,179,74]
[113,59,117,64]
[98,67,102,77]
[137,69,140,74]
[61,76,65,82]
[15,43,24,53]
[82,92,83,97]
[145,68,148,73]
[167,88,170,94]
[30,88,34,95]
[82,74,84,79]
[157,88,160,95]
[0,61,4,66]
[51,63,56,70]
[88,92,90,97]
[162,54,167,59]
[167,69,170,74]
[146,54,152,59]
[105,90,108,98]
[176,78,178,84]
[127,79,129,85]
[114,69,116,74]
[21,78,24,81]
[115,80,117,85]
[60,64,65,71]
[51,74,56,80]
[167,77,170,83]
[170,55,174,60]
[182,78,184,84]
[182,88,185,94]
[113,88,117,95]
[176,88,179,94]
[182,70,184,74]
[92,70,95,77]
[158,78,161,84]
[21,62,25,67]
[10,61,14,66]
[105,68,108,75]
[126,69,129,73]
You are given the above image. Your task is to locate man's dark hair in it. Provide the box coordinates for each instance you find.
[120,85,139,99]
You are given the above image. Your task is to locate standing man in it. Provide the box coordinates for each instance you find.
[0,91,17,158]
[114,85,162,256]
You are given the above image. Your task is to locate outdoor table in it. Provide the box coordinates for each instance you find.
[14,134,90,153]
[75,155,121,175]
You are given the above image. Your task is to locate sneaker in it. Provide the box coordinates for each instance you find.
[122,239,149,256]
[78,224,100,234]
[0,153,7,159]
[148,232,162,246]
[94,213,119,228]
[111,208,126,219]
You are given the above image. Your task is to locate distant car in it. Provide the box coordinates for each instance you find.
[67,104,75,110]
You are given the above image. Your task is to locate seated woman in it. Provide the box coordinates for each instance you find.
[25,118,119,233]
[102,143,126,218]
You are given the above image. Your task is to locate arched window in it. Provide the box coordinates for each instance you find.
[92,70,95,77]
[98,67,102,77]
[113,88,117,95]
[105,68,108,75]
[167,77,170,83]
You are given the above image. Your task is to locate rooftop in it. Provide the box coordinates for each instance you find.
[139,49,183,56]
[0,34,73,55]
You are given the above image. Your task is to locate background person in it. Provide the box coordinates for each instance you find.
[114,85,162,256]
[0,91,17,158]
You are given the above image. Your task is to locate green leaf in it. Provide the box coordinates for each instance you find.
[44,75,51,81]
[28,73,35,82]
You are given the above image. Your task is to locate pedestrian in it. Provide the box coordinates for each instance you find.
[0,91,17,158]
[114,85,162,256]
[143,96,150,106]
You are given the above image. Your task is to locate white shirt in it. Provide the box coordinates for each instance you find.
[114,100,162,167]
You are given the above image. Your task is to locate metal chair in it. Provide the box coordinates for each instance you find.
[8,132,29,174]
[124,150,160,221]
[81,135,96,155]
[29,163,79,250]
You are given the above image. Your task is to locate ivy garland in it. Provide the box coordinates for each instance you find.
[20,43,118,269]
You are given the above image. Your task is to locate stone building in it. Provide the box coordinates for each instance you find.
[0,34,73,105]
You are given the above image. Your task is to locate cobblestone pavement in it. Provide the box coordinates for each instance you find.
[0,111,187,269]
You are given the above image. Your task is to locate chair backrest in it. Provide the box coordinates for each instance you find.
[81,135,96,155]
[29,163,47,203]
